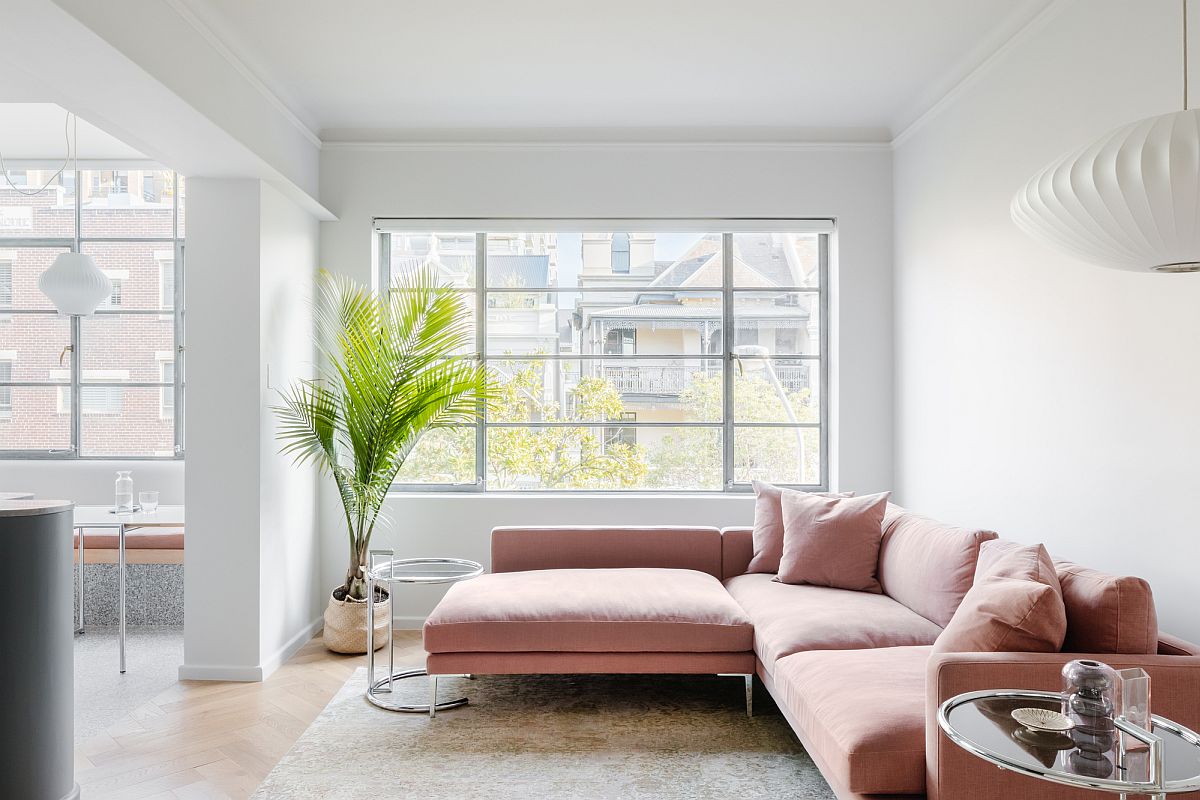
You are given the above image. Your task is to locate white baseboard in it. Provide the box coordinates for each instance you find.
[391,613,427,630]
[260,615,325,678]
[178,615,324,683]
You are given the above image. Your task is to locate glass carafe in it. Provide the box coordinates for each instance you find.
[114,471,134,513]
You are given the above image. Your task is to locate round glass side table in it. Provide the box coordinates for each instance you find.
[364,552,483,715]
[938,689,1200,799]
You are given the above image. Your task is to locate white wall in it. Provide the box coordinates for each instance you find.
[183,178,322,679]
[894,0,1200,643]
[258,182,322,673]
[318,144,895,622]
[0,461,182,505]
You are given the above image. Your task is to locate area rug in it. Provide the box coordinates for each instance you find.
[252,669,835,799]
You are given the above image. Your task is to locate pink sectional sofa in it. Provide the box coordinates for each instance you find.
[422,516,1200,800]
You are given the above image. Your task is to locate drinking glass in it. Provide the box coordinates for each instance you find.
[139,491,159,513]
[1117,667,1152,751]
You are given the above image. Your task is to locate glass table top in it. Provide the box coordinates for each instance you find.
[940,691,1200,793]
[367,557,484,584]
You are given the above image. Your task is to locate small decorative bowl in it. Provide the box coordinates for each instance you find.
[1011,707,1076,733]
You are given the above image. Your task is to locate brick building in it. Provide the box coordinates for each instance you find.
[0,168,183,456]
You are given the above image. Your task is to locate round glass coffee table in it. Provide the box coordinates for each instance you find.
[938,690,1200,799]
[364,552,483,715]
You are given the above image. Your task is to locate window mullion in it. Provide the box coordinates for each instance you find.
[721,232,734,491]
[475,232,487,491]
[70,167,82,457]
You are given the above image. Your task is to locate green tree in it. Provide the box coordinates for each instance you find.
[397,360,648,489]
[647,369,818,488]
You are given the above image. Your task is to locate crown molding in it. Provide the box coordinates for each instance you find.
[892,0,1068,148]
[163,0,321,149]
[320,139,893,153]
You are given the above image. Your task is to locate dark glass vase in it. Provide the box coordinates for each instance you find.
[1062,659,1118,766]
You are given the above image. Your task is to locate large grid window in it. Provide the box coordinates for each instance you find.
[0,167,184,458]
[381,223,828,493]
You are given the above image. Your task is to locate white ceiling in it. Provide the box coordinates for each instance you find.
[0,103,148,160]
[180,0,1053,141]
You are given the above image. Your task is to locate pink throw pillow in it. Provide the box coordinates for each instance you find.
[776,491,890,592]
[746,482,854,574]
[933,544,1067,654]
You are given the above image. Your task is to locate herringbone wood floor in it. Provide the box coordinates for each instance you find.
[74,630,424,799]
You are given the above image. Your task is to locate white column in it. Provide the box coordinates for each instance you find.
[181,179,320,681]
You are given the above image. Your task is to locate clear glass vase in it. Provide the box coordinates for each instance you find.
[114,470,134,513]
[1062,659,1118,767]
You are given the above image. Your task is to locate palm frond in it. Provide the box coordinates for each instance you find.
[271,267,492,599]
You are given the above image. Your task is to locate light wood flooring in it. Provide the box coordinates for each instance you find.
[74,630,424,799]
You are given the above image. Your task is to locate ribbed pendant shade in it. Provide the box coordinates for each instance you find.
[37,253,113,316]
[1011,108,1200,272]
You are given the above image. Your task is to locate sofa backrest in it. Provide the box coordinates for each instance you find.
[976,538,1159,654]
[719,526,754,579]
[491,526,724,578]
[877,505,999,627]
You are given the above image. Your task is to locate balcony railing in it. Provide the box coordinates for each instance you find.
[600,362,810,395]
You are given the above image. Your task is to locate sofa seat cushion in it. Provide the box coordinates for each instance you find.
[774,645,931,795]
[424,568,753,654]
[723,573,942,670]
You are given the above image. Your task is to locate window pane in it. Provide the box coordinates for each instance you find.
[0,171,74,238]
[80,315,175,381]
[81,241,176,311]
[732,358,819,423]
[731,232,819,288]
[0,386,71,450]
[734,426,820,486]
[0,246,69,311]
[487,290,722,357]
[394,426,475,484]
[489,357,721,424]
[486,425,722,491]
[80,386,174,456]
[390,232,476,288]
[732,291,819,355]
[486,232,722,289]
[0,315,70,380]
[80,169,176,238]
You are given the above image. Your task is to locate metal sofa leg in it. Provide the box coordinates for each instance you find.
[429,674,438,719]
[719,673,753,717]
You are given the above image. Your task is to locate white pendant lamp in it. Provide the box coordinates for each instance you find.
[37,253,112,316]
[2,112,114,315]
[1012,0,1200,273]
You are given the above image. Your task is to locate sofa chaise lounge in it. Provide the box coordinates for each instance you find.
[422,514,1200,800]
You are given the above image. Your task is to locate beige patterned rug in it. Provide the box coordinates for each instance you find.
[252,669,835,799]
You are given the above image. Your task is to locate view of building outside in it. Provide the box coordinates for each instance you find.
[0,168,183,456]
[390,229,823,491]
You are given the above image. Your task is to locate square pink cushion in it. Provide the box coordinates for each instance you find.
[975,539,1159,654]
[776,491,890,592]
[934,544,1066,654]
[423,567,753,654]
[746,482,852,574]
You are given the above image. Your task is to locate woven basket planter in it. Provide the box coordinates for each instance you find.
[322,587,390,654]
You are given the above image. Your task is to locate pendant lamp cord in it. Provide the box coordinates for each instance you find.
[0,110,75,196]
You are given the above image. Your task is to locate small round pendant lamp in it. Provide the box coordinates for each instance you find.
[37,253,112,316]
[1012,0,1200,273]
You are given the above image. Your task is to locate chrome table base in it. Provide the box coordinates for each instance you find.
[366,668,468,716]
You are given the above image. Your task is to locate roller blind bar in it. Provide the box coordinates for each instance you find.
[373,217,836,234]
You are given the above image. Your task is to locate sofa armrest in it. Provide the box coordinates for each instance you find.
[926,650,1200,800]
[719,527,753,579]
[1159,632,1200,656]
[490,526,723,577]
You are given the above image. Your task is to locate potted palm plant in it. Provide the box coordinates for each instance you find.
[273,268,490,653]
